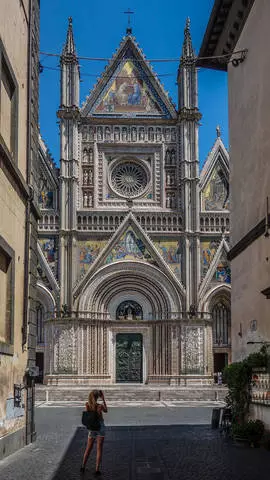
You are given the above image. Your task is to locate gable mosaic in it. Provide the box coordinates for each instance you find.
[201,164,229,211]
[94,60,163,116]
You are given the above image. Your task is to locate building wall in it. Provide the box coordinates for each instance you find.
[0,0,40,459]
[229,0,270,244]
[228,0,270,361]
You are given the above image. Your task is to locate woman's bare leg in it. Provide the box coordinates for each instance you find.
[96,436,105,471]
[82,437,95,467]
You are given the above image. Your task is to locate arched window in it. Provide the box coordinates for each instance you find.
[36,303,45,344]
[211,300,230,346]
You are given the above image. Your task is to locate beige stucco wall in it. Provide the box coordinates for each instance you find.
[231,235,270,362]
[0,169,28,437]
[228,0,270,245]
[228,0,270,362]
[0,0,29,179]
[0,0,29,439]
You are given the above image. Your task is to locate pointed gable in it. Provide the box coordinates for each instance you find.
[200,136,229,211]
[81,36,176,119]
[74,213,185,299]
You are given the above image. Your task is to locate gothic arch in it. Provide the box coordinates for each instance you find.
[199,284,231,313]
[36,282,56,316]
[76,261,182,317]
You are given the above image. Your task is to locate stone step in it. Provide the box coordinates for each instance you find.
[35,385,227,403]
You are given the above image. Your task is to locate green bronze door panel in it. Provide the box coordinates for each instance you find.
[116,333,143,383]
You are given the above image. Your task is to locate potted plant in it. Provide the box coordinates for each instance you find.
[232,420,264,447]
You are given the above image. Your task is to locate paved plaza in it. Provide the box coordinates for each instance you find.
[0,404,269,480]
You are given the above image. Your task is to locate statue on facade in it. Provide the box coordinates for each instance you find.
[97,126,103,141]
[122,127,127,142]
[88,169,93,184]
[156,127,162,141]
[148,127,154,142]
[139,127,145,141]
[89,149,93,163]
[88,194,93,207]
[165,128,170,141]
[105,126,111,141]
[114,127,120,141]
[83,149,89,163]
[171,149,176,165]
[83,192,88,207]
[131,127,137,142]
[83,171,88,185]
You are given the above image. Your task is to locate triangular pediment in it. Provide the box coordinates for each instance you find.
[73,212,185,299]
[81,36,176,119]
[200,137,230,212]
[199,237,230,301]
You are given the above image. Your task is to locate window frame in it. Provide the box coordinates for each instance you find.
[0,37,19,164]
[0,235,15,355]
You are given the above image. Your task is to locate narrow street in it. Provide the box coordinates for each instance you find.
[0,404,269,480]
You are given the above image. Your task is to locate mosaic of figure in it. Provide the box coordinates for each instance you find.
[155,240,182,278]
[95,60,163,114]
[39,238,57,275]
[104,229,155,265]
[213,259,231,283]
[39,190,53,209]
[201,240,219,277]
[78,241,107,274]
[202,166,229,211]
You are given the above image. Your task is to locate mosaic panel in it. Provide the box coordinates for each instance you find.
[94,60,163,115]
[212,254,231,284]
[202,165,229,211]
[104,228,157,265]
[154,240,181,279]
[39,238,58,276]
[201,239,219,277]
[78,241,107,275]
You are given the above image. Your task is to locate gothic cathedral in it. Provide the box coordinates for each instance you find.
[36,19,231,386]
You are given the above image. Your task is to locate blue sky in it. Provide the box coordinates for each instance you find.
[39,0,228,167]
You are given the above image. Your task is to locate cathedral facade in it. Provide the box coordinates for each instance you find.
[36,19,231,386]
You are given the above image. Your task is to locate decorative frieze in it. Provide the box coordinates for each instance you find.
[80,124,177,144]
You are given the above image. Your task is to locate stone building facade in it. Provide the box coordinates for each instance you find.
[0,0,40,459]
[199,0,270,426]
[37,19,231,386]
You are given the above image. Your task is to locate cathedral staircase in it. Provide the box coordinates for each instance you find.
[35,384,227,404]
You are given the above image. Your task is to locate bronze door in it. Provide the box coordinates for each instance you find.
[116,333,143,383]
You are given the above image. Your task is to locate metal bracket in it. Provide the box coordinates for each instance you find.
[231,49,248,67]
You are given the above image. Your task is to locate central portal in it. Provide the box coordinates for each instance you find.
[116,333,143,383]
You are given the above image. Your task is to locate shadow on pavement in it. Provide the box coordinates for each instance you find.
[52,425,270,480]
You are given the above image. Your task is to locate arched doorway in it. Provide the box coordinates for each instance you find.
[211,298,231,375]
[116,333,143,383]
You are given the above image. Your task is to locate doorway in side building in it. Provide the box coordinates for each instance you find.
[36,352,44,384]
[214,353,228,383]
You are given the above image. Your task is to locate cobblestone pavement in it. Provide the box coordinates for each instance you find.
[0,406,269,480]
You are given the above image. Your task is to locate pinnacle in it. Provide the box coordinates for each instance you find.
[62,16,77,57]
[181,17,195,59]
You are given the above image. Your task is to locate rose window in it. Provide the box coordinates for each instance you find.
[110,162,149,198]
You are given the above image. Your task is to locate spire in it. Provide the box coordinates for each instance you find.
[62,17,77,57]
[181,18,195,59]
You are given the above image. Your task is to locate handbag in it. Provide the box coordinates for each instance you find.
[82,410,101,431]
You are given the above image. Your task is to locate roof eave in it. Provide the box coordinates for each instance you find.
[198,0,255,71]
